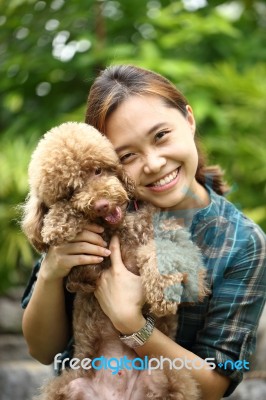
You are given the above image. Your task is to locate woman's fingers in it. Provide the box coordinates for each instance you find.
[69,228,107,247]
[58,253,105,269]
[40,225,110,280]
[83,223,105,234]
[108,235,124,271]
[60,241,111,257]
[65,226,111,259]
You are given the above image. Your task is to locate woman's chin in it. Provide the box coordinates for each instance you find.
[137,188,186,210]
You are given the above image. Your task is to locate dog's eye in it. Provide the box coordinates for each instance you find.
[95,167,102,175]
[66,187,75,200]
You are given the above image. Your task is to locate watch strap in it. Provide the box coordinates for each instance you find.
[119,314,156,348]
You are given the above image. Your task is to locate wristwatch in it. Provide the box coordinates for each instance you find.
[119,314,156,348]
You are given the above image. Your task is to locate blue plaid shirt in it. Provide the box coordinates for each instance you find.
[176,186,266,396]
[21,186,266,397]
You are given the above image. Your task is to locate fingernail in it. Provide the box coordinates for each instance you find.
[104,249,111,256]
[103,241,108,247]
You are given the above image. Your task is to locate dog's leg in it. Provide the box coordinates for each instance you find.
[157,228,209,303]
[136,239,185,317]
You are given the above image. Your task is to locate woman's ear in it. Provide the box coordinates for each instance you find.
[185,105,196,136]
[21,193,48,253]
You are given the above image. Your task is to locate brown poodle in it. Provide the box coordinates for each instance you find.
[22,122,208,400]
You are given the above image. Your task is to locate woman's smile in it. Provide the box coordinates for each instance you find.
[146,167,181,192]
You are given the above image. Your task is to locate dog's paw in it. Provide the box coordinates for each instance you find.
[149,299,178,317]
[147,273,184,317]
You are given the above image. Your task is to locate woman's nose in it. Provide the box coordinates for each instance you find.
[143,152,166,174]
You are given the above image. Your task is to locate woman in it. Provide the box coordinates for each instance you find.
[21,65,266,399]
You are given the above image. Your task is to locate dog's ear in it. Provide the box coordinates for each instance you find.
[21,193,48,253]
[118,167,136,199]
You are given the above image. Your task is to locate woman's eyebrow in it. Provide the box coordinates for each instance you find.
[147,122,166,135]
[115,122,167,153]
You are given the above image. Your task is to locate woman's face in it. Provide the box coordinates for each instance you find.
[105,94,206,210]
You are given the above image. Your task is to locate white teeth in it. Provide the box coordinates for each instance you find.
[152,169,178,187]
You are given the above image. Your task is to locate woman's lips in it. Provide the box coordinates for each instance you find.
[146,167,181,193]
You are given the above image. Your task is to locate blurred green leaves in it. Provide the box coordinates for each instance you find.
[0,0,265,293]
[0,139,37,293]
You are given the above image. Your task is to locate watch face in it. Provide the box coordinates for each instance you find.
[119,315,156,348]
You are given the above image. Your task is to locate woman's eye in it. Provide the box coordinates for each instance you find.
[120,153,134,163]
[155,130,169,141]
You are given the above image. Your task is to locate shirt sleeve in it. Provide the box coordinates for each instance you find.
[192,226,266,397]
[21,258,42,309]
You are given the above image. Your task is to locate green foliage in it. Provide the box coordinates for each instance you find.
[0,0,265,293]
[0,138,37,293]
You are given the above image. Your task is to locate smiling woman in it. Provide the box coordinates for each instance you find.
[83,64,266,398]
[21,64,266,400]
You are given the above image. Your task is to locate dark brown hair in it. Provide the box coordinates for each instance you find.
[85,64,228,195]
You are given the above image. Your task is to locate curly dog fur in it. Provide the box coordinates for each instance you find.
[22,122,208,400]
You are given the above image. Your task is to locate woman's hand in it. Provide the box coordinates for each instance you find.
[22,224,110,364]
[40,224,111,281]
[95,235,146,334]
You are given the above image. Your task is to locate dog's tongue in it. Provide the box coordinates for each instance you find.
[104,206,122,224]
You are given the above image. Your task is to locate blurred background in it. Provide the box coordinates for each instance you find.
[0,1,266,399]
[1,0,266,294]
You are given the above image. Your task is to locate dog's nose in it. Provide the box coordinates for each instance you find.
[94,199,110,216]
